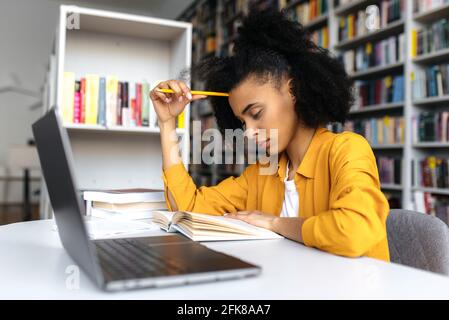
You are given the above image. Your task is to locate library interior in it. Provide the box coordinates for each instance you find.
[1,0,449,300]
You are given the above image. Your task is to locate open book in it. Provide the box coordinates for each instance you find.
[151,211,283,241]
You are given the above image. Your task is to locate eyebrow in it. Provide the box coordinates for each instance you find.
[241,103,258,116]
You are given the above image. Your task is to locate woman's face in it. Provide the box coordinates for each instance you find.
[228,75,299,155]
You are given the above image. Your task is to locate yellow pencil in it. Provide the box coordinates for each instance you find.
[156,88,229,97]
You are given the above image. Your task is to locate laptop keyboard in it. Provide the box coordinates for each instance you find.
[94,238,187,280]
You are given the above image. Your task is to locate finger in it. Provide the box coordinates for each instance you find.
[178,82,192,100]
[168,80,183,101]
[151,86,171,103]
[225,213,239,219]
[153,91,170,103]
[191,95,207,101]
[154,82,171,101]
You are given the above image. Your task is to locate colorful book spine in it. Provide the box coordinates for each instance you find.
[141,81,150,127]
[130,98,137,127]
[178,110,185,129]
[80,78,86,124]
[85,74,100,125]
[121,82,129,127]
[117,82,122,125]
[106,76,118,126]
[62,72,75,124]
[98,77,106,126]
[73,81,81,123]
[136,83,142,127]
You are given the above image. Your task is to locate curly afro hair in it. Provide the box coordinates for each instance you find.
[192,9,354,133]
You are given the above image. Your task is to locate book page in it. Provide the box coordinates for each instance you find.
[151,210,176,232]
[171,211,283,240]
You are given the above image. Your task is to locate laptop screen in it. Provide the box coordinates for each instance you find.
[32,108,103,285]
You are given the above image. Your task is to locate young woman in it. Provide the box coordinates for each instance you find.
[150,10,390,261]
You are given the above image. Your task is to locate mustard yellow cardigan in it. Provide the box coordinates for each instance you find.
[162,127,390,261]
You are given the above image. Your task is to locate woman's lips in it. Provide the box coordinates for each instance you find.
[258,139,270,149]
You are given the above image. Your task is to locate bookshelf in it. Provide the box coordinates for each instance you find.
[178,0,449,217]
[39,5,192,218]
[409,0,449,218]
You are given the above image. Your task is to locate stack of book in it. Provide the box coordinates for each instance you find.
[412,63,449,100]
[62,72,186,129]
[83,188,167,221]
[411,18,449,57]
[341,33,404,75]
[354,74,405,108]
[412,111,449,143]
[338,0,404,42]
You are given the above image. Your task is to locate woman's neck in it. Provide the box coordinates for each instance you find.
[286,125,317,172]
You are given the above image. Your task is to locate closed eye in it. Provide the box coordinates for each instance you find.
[252,110,262,120]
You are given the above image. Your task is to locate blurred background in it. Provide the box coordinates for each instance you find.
[0,0,192,224]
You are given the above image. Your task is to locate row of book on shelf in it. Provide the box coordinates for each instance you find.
[338,0,404,43]
[412,111,449,143]
[62,72,186,129]
[411,18,449,58]
[413,191,449,225]
[412,0,449,14]
[340,33,404,75]
[310,26,329,49]
[377,156,402,185]
[353,74,404,108]
[329,115,405,146]
[413,156,449,189]
[412,63,449,100]
[282,0,328,26]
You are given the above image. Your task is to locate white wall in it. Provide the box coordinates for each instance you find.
[0,0,193,203]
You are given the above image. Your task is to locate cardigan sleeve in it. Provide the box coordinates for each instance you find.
[301,133,390,257]
[162,163,250,215]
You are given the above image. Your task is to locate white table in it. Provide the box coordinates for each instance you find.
[1,220,449,299]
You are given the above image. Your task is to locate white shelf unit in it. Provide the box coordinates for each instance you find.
[408,1,449,212]
[40,5,192,218]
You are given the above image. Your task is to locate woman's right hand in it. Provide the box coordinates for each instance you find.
[150,80,207,125]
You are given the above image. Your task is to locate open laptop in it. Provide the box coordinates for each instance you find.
[32,108,260,291]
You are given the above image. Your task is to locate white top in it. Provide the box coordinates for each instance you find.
[1,220,449,299]
[280,161,299,218]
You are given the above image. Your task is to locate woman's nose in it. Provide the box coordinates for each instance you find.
[244,127,259,140]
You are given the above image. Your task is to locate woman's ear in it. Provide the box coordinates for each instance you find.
[286,78,296,102]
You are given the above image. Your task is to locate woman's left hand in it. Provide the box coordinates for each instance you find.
[226,211,278,232]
